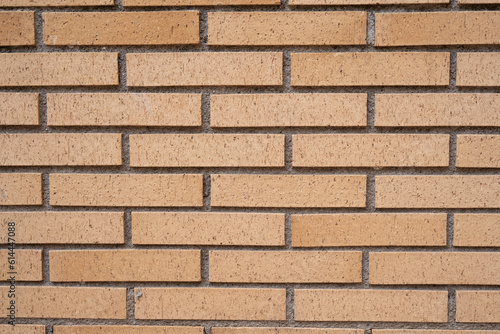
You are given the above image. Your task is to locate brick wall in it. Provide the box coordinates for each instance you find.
[0,0,499,333]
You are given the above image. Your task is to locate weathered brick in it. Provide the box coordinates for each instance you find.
[0,250,42,281]
[459,0,499,3]
[0,93,39,125]
[291,52,449,86]
[208,12,366,45]
[0,134,121,166]
[290,0,446,4]
[375,12,500,46]
[374,330,500,334]
[0,325,45,334]
[43,12,199,46]
[132,212,284,246]
[0,212,124,244]
[127,52,282,87]
[135,288,286,320]
[376,175,500,208]
[454,214,500,247]
[47,93,201,127]
[370,252,500,285]
[457,53,500,87]
[375,94,500,127]
[0,0,112,6]
[293,134,449,167]
[50,250,200,282]
[0,11,34,46]
[0,287,126,319]
[0,173,42,206]
[50,174,203,207]
[0,53,118,87]
[456,135,500,168]
[295,289,448,322]
[211,175,366,208]
[213,329,364,334]
[456,291,500,323]
[292,213,447,247]
[124,0,279,5]
[54,326,204,334]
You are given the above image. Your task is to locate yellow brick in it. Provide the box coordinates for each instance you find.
[43,12,199,46]
[0,0,112,5]
[211,175,366,208]
[127,52,282,86]
[0,93,39,125]
[132,212,284,246]
[293,134,449,167]
[50,174,203,207]
[0,325,45,334]
[213,329,364,334]
[456,135,500,168]
[457,53,500,87]
[135,288,286,320]
[456,291,500,323]
[0,134,121,166]
[0,250,42,281]
[54,326,204,334]
[0,11,34,46]
[0,173,42,206]
[454,214,500,247]
[290,0,446,4]
[208,12,366,45]
[124,0,278,5]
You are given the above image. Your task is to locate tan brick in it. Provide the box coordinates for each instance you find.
[374,330,500,334]
[295,289,447,322]
[130,134,284,167]
[127,52,282,87]
[213,329,364,334]
[0,325,45,334]
[459,0,499,3]
[0,93,39,125]
[0,134,121,166]
[135,288,286,320]
[457,53,500,87]
[290,0,446,4]
[54,326,204,334]
[44,12,199,46]
[0,11,34,46]
[370,252,500,285]
[0,53,118,87]
[292,213,447,247]
[132,212,284,246]
[456,291,500,323]
[457,135,500,168]
[0,212,124,244]
[211,175,366,208]
[208,12,366,46]
[210,251,361,283]
[47,93,201,127]
[0,173,42,206]
[0,0,112,6]
[0,286,126,319]
[50,250,200,282]
[211,93,367,127]
[454,214,500,247]
[291,52,449,86]
[124,0,279,6]
[293,134,449,167]
[375,94,500,127]
[375,12,500,46]
[376,175,500,208]
[0,250,42,281]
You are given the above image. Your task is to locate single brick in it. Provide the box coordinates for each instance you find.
[135,288,286,320]
[456,291,500,323]
[456,135,500,168]
[0,53,118,87]
[211,93,367,127]
[210,251,361,283]
[375,93,500,127]
[208,12,366,45]
[124,0,279,6]
[454,214,500,247]
[0,0,112,6]
[295,289,448,322]
[375,12,500,46]
[0,325,45,334]
[47,93,201,127]
[0,93,39,125]
[127,52,282,87]
[459,0,500,3]
[43,12,199,46]
[0,173,42,206]
[54,326,204,334]
[457,53,500,87]
[374,331,500,334]
[0,11,34,46]
[293,134,449,167]
[0,249,42,281]
[50,250,200,282]
[376,175,500,208]
[132,212,285,246]
[211,175,366,208]
[292,213,447,247]
[0,212,124,244]
[213,329,364,334]
[50,174,203,207]
[289,0,446,4]
[0,286,126,319]
[370,252,500,285]
[0,134,121,166]
[291,52,449,86]
[130,134,284,167]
